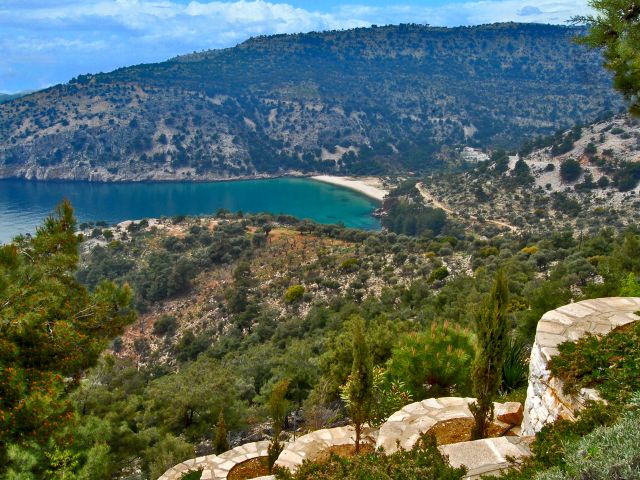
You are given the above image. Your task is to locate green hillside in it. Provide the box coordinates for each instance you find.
[0,23,622,181]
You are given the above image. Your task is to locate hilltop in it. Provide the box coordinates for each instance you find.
[0,23,623,181]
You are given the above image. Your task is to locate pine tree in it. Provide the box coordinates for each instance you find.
[267,379,290,472]
[0,201,135,471]
[213,410,229,454]
[340,315,374,453]
[469,270,509,439]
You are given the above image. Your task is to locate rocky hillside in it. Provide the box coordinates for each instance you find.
[413,113,640,236]
[0,23,622,181]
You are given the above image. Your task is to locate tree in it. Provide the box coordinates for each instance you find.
[267,379,290,473]
[576,1,640,114]
[213,410,229,454]
[340,315,374,453]
[0,201,135,472]
[469,270,509,439]
[559,158,582,183]
[386,323,475,400]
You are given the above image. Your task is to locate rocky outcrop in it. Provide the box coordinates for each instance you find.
[522,297,640,435]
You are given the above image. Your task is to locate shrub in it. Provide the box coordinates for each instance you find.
[153,315,178,337]
[501,337,529,393]
[549,320,640,403]
[386,322,475,399]
[559,158,582,183]
[274,433,466,480]
[535,401,640,480]
[428,266,449,283]
[284,285,305,304]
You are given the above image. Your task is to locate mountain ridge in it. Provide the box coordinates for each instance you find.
[0,23,623,181]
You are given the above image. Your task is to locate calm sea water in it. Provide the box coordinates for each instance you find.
[0,178,380,243]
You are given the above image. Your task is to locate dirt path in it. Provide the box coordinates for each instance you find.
[416,183,520,233]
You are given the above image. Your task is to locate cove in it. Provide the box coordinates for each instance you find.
[0,177,381,243]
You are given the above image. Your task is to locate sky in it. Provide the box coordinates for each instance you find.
[0,0,592,92]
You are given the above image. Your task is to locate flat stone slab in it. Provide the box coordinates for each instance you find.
[440,436,532,479]
[376,397,523,454]
[275,425,376,472]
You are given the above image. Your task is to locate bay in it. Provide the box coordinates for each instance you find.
[0,177,381,243]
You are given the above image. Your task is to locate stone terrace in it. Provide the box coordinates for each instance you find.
[377,397,523,454]
[522,297,640,435]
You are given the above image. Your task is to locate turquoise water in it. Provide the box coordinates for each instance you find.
[0,178,380,243]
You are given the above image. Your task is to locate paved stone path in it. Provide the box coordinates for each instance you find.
[157,441,270,480]
[522,297,640,435]
[440,436,532,479]
[376,397,523,454]
[274,425,377,472]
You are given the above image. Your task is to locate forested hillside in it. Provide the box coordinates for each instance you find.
[4,201,633,479]
[0,23,622,181]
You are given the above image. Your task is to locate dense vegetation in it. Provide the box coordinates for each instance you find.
[0,23,623,180]
[3,195,633,478]
[0,202,135,476]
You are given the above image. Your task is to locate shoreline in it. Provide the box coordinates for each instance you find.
[310,175,389,202]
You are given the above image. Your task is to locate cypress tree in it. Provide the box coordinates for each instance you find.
[342,315,374,453]
[469,270,509,439]
[267,378,290,473]
[213,410,229,454]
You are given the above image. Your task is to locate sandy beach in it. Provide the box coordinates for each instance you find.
[311,175,388,202]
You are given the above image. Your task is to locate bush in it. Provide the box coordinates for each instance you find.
[154,315,178,337]
[559,158,582,183]
[428,266,449,283]
[284,285,305,304]
[501,337,529,393]
[274,433,466,480]
[386,322,475,399]
[549,320,640,403]
[535,401,640,480]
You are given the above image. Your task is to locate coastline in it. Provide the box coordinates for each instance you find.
[311,175,388,202]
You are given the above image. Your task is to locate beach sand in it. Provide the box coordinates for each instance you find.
[311,175,388,202]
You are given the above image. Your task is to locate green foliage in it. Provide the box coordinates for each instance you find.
[549,320,640,403]
[535,404,640,480]
[619,272,640,296]
[369,367,413,427]
[213,411,229,455]
[383,198,447,237]
[499,402,623,480]
[145,433,194,480]
[340,315,374,453]
[268,379,290,473]
[181,470,203,480]
[145,356,248,440]
[386,322,475,400]
[428,266,449,283]
[559,158,583,183]
[470,270,509,439]
[274,433,466,480]
[577,1,640,114]
[154,315,178,336]
[284,285,305,304]
[501,337,529,393]
[0,201,135,472]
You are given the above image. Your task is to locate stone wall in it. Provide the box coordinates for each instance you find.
[521,297,640,436]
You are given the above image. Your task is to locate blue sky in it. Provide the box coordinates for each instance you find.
[0,0,591,92]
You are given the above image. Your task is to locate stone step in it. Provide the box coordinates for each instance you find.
[439,436,533,479]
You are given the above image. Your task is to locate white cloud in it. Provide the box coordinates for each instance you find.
[0,0,592,91]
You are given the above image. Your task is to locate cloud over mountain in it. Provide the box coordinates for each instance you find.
[0,0,590,91]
